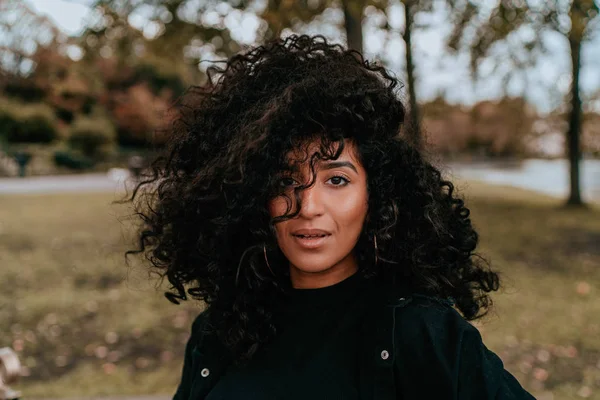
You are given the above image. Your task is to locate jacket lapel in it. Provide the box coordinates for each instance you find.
[358,281,414,400]
[189,327,232,399]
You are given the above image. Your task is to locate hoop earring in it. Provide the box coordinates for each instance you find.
[263,245,275,276]
[374,235,378,265]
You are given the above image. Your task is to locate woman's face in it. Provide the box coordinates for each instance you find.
[267,139,369,289]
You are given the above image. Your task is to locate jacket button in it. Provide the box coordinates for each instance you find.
[381,350,389,360]
[201,368,210,377]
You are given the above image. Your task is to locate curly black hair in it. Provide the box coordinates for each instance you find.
[122,34,500,364]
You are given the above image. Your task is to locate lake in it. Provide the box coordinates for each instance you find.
[443,159,600,204]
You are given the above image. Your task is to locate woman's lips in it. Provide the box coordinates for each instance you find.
[292,234,331,249]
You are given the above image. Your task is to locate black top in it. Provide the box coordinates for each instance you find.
[205,271,372,400]
[173,273,537,400]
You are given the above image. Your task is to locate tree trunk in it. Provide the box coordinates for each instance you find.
[565,35,584,207]
[341,0,365,53]
[403,0,421,149]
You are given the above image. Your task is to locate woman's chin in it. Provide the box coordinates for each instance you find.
[289,259,335,275]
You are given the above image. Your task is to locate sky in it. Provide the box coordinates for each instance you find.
[22,0,600,114]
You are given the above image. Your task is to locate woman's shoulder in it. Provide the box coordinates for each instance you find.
[188,309,212,345]
[386,292,473,341]
[391,292,460,320]
[186,308,231,365]
[373,280,462,325]
[391,292,457,311]
[385,293,536,399]
[362,283,477,357]
[191,309,209,331]
[362,283,474,356]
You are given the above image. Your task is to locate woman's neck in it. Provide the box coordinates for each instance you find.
[288,254,358,289]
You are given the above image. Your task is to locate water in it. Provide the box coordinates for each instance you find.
[444,159,600,203]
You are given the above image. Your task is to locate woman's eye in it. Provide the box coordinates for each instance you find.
[279,177,297,187]
[327,176,350,186]
[278,175,349,188]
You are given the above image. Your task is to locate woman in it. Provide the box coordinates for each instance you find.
[126,34,536,399]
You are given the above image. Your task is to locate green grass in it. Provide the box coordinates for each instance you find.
[1,181,599,399]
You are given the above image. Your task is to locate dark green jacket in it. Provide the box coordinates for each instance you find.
[173,288,536,400]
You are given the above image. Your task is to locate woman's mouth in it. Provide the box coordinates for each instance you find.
[292,234,331,249]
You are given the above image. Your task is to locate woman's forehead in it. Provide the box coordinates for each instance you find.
[284,138,358,164]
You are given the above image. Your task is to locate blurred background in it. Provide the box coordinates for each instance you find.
[0,0,599,399]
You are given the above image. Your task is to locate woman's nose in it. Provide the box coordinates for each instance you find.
[298,184,325,218]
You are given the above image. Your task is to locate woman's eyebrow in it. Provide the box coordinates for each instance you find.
[320,161,358,174]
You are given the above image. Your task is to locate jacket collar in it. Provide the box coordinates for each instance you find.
[189,277,417,400]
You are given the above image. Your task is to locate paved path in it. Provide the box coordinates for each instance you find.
[30,396,169,400]
[0,170,133,194]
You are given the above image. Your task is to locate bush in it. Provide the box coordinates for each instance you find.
[68,117,116,158]
[81,97,96,115]
[0,109,19,141]
[56,107,75,123]
[111,83,173,148]
[133,63,186,96]
[6,116,58,144]
[53,151,94,170]
[0,100,59,144]
[3,79,46,102]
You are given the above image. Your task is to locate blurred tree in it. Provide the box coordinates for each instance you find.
[256,0,441,148]
[0,100,59,177]
[447,0,600,207]
[1,101,59,144]
[0,0,65,100]
[109,82,173,147]
[0,0,62,75]
[68,115,117,159]
[74,1,253,148]
[257,0,507,150]
[470,97,535,158]
[29,47,95,123]
[400,0,434,149]
[342,0,368,52]
[86,0,458,149]
[582,110,600,157]
[82,0,246,85]
[257,0,356,48]
[80,0,484,151]
[420,96,472,157]
[0,0,96,123]
[421,95,537,158]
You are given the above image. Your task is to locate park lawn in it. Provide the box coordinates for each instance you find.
[0,181,599,399]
